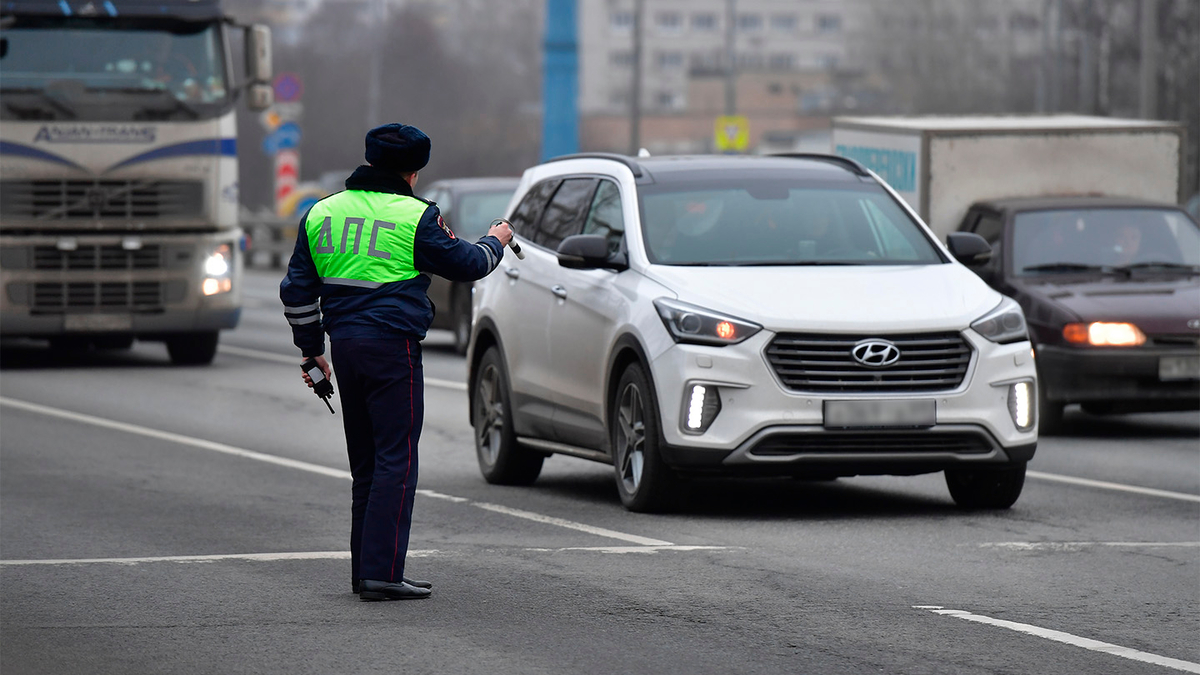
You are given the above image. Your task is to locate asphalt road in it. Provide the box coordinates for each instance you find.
[2,268,1197,675]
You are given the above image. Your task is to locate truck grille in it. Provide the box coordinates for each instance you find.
[766,332,972,393]
[32,282,163,312]
[32,245,163,270]
[0,180,203,220]
[748,430,993,456]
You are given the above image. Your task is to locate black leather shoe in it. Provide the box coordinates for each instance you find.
[353,577,432,594]
[359,579,431,601]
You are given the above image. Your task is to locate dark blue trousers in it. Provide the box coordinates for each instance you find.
[330,337,423,584]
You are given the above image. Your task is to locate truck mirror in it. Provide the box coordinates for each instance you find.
[244,24,272,84]
[946,232,992,264]
[246,82,273,112]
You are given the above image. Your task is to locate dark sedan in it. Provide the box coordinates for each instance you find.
[420,177,519,354]
[956,196,1200,433]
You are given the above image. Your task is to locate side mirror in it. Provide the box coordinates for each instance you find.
[246,82,273,111]
[946,232,992,265]
[244,24,272,84]
[557,234,627,270]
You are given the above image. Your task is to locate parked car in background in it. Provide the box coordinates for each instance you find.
[956,197,1200,433]
[421,177,520,353]
[468,153,1038,513]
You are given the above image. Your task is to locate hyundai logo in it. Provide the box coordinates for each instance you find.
[852,339,901,367]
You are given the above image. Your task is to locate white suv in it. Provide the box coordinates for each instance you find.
[468,154,1037,512]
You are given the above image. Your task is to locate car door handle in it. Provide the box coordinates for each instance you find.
[551,285,567,299]
[504,267,520,280]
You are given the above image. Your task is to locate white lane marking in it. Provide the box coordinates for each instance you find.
[981,541,1200,551]
[217,344,468,391]
[527,545,732,554]
[915,606,1200,674]
[0,397,674,551]
[1028,470,1200,504]
[0,396,353,481]
[473,502,674,546]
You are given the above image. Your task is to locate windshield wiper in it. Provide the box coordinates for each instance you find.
[1,88,77,119]
[1112,261,1200,274]
[133,90,200,120]
[1021,262,1112,273]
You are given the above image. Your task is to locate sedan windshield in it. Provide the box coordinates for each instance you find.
[638,179,942,265]
[0,18,229,120]
[1012,208,1200,275]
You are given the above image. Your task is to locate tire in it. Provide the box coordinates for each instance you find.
[166,331,219,365]
[472,346,543,485]
[610,363,680,512]
[452,289,471,356]
[945,463,1027,510]
[1037,377,1064,435]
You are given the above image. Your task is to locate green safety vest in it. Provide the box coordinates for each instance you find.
[304,190,428,288]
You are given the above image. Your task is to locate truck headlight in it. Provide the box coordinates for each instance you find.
[654,298,761,346]
[203,244,233,296]
[1007,381,1034,431]
[971,298,1028,344]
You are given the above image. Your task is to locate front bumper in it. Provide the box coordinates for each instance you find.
[649,329,1038,475]
[1037,344,1200,410]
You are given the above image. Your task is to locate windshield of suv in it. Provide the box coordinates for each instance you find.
[1012,208,1200,276]
[457,190,517,239]
[638,178,942,265]
[0,17,229,120]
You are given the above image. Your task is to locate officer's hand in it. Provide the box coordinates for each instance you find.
[301,355,331,389]
[488,219,514,247]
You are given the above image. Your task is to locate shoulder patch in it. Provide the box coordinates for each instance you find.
[437,215,456,239]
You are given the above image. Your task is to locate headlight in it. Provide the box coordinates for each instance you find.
[203,244,233,296]
[653,298,762,346]
[1062,322,1146,347]
[971,298,1028,344]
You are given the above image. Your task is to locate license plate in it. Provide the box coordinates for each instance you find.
[1159,355,1200,381]
[824,399,936,429]
[64,314,133,331]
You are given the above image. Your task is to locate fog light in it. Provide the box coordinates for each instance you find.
[682,383,721,434]
[202,277,232,296]
[1008,381,1034,431]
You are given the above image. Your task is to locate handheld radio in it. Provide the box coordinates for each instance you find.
[301,357,336,414]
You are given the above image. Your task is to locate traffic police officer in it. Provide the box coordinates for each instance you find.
[280,123,512,601]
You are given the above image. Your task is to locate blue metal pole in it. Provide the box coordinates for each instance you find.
[542,0,579,160]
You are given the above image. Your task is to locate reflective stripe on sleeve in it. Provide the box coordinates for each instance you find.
[321,277,383,289]
[287,314,320,325]
[476,242,497,271]
[283,301,320,315]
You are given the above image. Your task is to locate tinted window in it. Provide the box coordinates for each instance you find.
[509,179,561,239]
[638,178,941,265]
[455,189,517,240]
[1012,208,1200,274]
[535,178,597,250]
[582,180,625,254]
[973,212,1004,243]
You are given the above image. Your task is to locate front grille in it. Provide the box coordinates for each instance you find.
[749,430,993,456]
[32,245,163,270]
[766,332,972,393]
[1151,334,1200,348]
[0,180,203,220]
[32,281,163,312]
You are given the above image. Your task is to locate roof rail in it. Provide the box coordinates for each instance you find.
[770,153,870,177]
[544,152,644,177]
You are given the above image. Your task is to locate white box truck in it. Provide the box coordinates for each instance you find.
[830,115,1186,238]
[0,0,274,364]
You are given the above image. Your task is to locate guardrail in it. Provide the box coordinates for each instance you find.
[240,208,295,269]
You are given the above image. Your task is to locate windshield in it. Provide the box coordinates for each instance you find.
[1012,208,1200,275]
[638,178,942,265]
[0,18,229,120]
[457,190,517,239]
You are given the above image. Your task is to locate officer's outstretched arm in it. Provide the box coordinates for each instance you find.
[412,205,505,282]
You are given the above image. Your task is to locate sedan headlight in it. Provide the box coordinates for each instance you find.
[971,298,1028,344]
[653,298,762,346]
[1062,322,1146,347]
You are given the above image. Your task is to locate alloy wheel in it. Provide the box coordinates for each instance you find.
[476,363,504,466]
[615,382,646,495]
